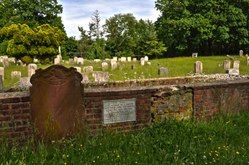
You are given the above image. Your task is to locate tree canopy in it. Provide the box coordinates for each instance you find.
[155,0,249,56]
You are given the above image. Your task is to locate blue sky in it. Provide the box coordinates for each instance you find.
[58,0,160,38]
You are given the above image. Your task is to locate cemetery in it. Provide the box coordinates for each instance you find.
[0,0,249,164]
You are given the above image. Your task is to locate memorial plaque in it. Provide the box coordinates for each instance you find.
[103,98,136,124]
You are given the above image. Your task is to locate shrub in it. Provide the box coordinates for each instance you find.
[21,56,33,64]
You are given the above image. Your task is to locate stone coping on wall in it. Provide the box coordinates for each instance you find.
[0,91,29,99]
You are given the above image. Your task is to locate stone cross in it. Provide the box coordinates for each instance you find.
[233,60,240,69]
[11,71,21,79]
[0,67,4,81]
[102,62,109,71]
[239,50,243,56]
[8,57,16,63]
[223,60,231,70]
[28,64,38,77]
[194,61,203,74]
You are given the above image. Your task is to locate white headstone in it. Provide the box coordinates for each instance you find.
[74,67,81,73]
[102,62,109,71]
[112,57,118,61]
[28,64,37,77]
[2,57,9,67]
[94,59,101,62]
[33,58,39,63]
[223,60,231,70]
[77,57,84,65]
[239,50,243,56]
[74,57,78,63]
[140,58,145,66]
[0,67,4,81]
[127,57,132,62]
[144,56,149,62]
[120,57,126,62]
[83,66,94,73]
[233,60,240,69]
[11,71,21,79]
[54,57,60,65]
[192,53,198,58]
[132,58,137,62]
[228,69,239,76]
[92,72,109,83]
[81,73,89,83]
[194,61,203,74]
[110,60,118,70]
[8,57,16,63]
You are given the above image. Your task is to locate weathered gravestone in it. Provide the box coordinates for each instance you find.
[102,62,109,71]
[19,77,31,89]
[2,57,9,67]
[28,64,38,77]
[233,60,240,69]
[0,67,4,80]
[158,67,169,76]
[223,60,231,70]
[110,60,118,70]
[83,66,94,73]
[239,50,243,56]
[92,71,109,83]
[77,57,84,65]
[30,65,83,140]
[194,61,203,74]
[81,73,89,83]
[11,71,21,79]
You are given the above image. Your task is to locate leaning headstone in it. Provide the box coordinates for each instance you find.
[77,57,84,65]
[0,75,2,90]
[127,57,132,62]
[11,71,21,79]
[0,67,4,81]
[28,64,38,77]
[81,73,89,83]
[223,60,231,70]
[158,67,169,76]
[228,69,239,76]
[110,60,118,70]
[120,57,126,62]
[233,60,240,69]
[92,72,109,83]
[102,62,109,71]
[19,77,31,89]
[239,50,243,56]
[192,53,198,58]
[74,67,81,73]
[144,56,149,62]
[140,58,145,66]
[30,65,83,140]
[133,58,137,62]
[83,66,94,73]
[194,61,203,74]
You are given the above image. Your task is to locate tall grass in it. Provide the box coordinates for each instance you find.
[0,112,248,164]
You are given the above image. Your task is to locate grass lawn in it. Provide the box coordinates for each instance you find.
[1,56,249,89]
[0,112,248,164]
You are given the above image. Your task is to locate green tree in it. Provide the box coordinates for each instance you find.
[155,0,249,56]
[0,24,65,59]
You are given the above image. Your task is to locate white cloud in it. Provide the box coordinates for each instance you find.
[58,0,160,39]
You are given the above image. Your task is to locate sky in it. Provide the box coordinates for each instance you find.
[58,0,160,39]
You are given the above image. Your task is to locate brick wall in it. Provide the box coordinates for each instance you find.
[84,87,152,133]
[193,80,249,119]
[0,92,32,141]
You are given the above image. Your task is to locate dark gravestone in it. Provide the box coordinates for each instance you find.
[30,65,83,140]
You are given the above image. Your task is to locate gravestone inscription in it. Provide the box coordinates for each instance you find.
[103,98,136,124]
